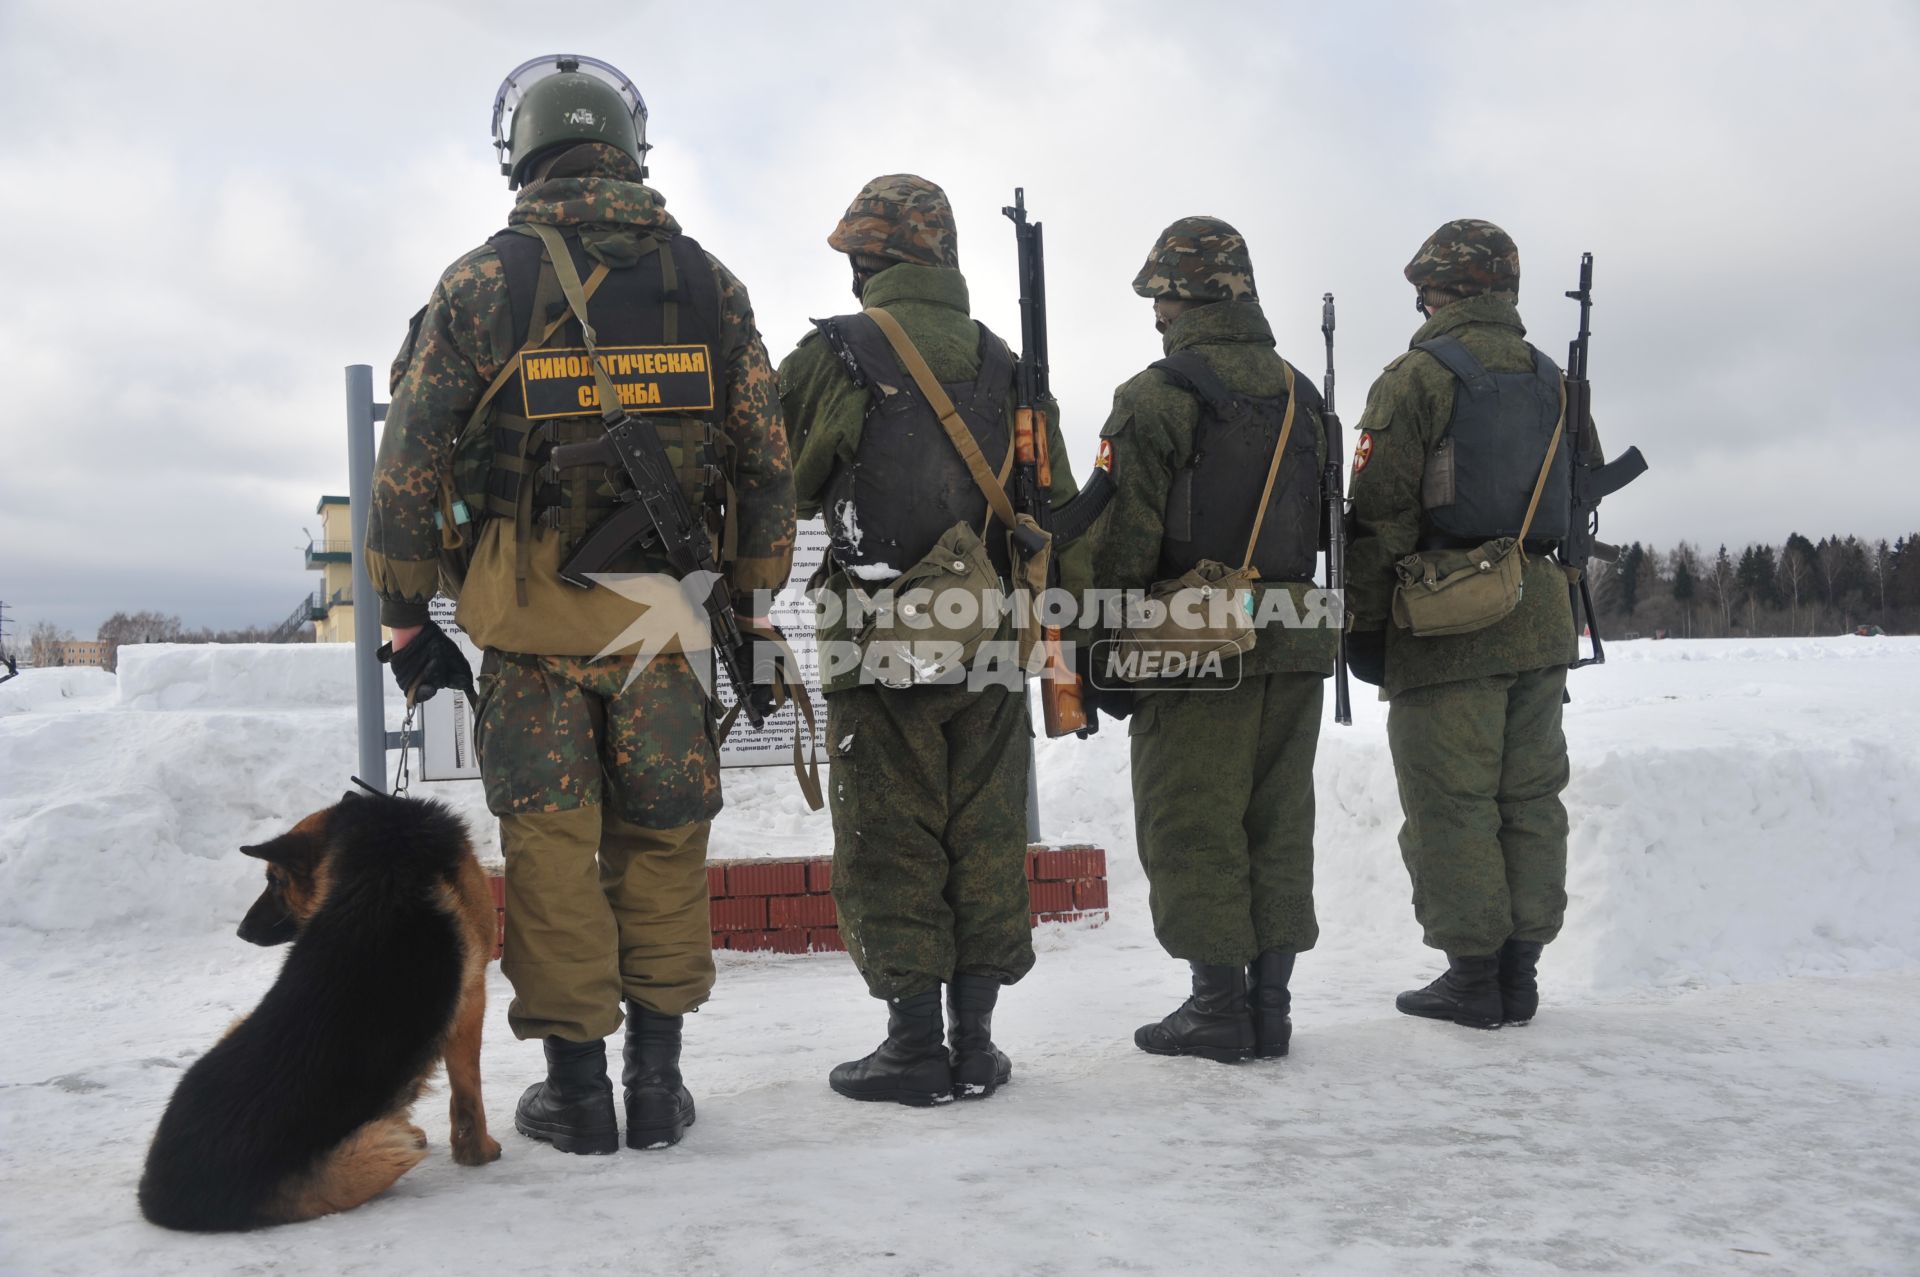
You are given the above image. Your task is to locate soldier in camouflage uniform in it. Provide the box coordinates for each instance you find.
[1346,218,1592,1030]
[1088,218,1336,1063]
[777,175,1081,1105]
[369,57,794,1152]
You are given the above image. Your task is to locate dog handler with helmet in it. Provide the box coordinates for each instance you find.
[368,55,794,1154]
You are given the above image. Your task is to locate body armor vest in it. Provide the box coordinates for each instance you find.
[1415,336,1568,544]
[451,224,731,562]
[1154,351,1322,583]
[815,311,1017,582]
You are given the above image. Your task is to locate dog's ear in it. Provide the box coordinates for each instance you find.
[240,834,298,866]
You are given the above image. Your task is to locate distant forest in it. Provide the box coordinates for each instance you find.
[1595,533,1920,638]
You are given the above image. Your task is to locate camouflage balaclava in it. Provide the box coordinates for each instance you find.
[1132,216,1257,302]
[827,174,959,269]
[1404,219,1520,299]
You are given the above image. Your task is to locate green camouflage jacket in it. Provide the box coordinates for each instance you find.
[1089,298,1337,679]
[777,262,1081,694]
[368,148,795,632]
[1347,293,1592,697]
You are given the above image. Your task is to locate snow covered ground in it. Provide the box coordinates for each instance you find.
[2,638,1917,1274]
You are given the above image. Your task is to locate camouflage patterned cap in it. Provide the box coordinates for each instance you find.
[1132,216,1257,302]
[1404,219,1520,297]
[826,174,959,269]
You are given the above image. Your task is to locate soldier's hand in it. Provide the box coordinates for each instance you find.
[1082,680,1135,723]
[1347,628,1386,688]
[741,623,790,721]
[378,619,476,705]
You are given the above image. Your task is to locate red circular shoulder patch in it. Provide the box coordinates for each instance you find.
[1095,438,1114,472]
[1351,431,1375,478]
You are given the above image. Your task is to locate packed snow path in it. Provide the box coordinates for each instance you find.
[2,637,1917,1273]
[2,934,1915,1275]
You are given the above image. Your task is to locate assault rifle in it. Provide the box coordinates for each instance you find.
[1561,253,1649,668]
[1003,188,1093,738]
[1320,294,1352,726]
[550,418,767,728]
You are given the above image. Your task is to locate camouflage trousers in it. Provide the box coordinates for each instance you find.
[476,649,722,1040]
[826,681,1036,1001]
[1129,672,1324,965]
[1387,665,1570,957]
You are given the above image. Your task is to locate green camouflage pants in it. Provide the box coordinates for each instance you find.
[1129,672,1324,965]
[476,649,722,1040]
[826,681,1036,1001]
[1387,665,1570,957]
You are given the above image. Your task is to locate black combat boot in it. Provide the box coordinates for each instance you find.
[829,989,954,1106]
[1248,950,1296,1059]
[947,973,1013,1100]
[1395,954,1504,1030]
[1134,962,1256,1063]
[1498,940,1545,1025]
[514,1036,619,1155]
[622,1000,696,1150]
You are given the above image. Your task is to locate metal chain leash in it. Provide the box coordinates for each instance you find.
[392,699,418,796]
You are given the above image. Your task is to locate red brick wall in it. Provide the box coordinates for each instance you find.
[484,843,1108,960]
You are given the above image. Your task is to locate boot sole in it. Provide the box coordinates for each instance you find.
[829,1077,955,1106]
[626,1102,696,1151]
[1254,1042,1290,1059]
[1136,1040,1254,1063]
[1396,1001,1503,1031]
[514,1113,619,1156]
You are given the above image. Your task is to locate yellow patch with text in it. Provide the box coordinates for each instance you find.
[519,345,715,420]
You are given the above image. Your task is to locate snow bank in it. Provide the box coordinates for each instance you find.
[2,637,1917,994]
[116,642,360,711]
[0,667,117,715]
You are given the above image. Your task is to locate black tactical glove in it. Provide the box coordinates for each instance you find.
[378,619,476,705]
[1347,628,1386,688]
[1081,679,1135,724]
[740,624,790,722]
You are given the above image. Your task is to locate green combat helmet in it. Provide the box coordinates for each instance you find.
[491,54,651,188]
[827,174,960,269]
[1132,216,1257,302]
[1404,218,1520,298]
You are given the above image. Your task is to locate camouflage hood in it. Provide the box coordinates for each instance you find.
[1133,216,1257,302]
[1404,218,1518,299]
[827,173,958,269]
[507,142,679,233]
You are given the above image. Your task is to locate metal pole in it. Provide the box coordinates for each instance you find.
[1025,749,1042,845]
[346,365,386,791]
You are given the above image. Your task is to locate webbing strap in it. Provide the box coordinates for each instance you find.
[1240,360,1299,572]
[1516,379,1569,552]
[528,224,625,419]
[440,257,609,551]
[863,307,1021,533]
[1415,335,1496,398]
[714,634,824,811]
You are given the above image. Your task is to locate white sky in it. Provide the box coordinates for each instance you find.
[1,0,1916,634]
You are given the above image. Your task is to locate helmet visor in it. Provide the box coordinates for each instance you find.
[491,54,650,167]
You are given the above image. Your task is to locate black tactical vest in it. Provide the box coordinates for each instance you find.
[814,311,1017,582]
[451,224,730,559]
[1154,351,1322,583]
[1415,336,1569,544]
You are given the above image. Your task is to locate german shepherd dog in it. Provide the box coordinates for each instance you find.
[138,789,501,1230]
